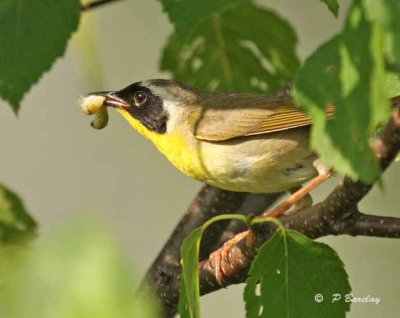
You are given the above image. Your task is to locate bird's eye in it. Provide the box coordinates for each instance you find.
[133,91,147,106]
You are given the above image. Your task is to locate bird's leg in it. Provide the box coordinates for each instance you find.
[209,230,250,286]
[210,162,330,285]
[283,186,313,215]
[209,183,316,285]
[265,161,331,218]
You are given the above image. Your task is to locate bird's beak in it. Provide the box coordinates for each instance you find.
[88,91,130,108]
[80,91,130,115]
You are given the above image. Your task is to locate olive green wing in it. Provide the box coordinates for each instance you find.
[194,94,334,141]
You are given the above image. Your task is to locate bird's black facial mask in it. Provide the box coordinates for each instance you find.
[114,82,168,134]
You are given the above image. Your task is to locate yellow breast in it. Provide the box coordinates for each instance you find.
[116,108,209,181]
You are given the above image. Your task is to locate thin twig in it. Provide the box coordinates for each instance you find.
[79,0,126,12]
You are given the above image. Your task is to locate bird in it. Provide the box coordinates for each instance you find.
[81,79,336,283]
[80,79,400,284]
[81,79,333,209]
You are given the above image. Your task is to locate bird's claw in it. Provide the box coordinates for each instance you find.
[209,231,249,286]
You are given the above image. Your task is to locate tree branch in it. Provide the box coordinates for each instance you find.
[141,188,281,316]
[329,212,400,237]
[141,186,248,315]
[144,106,400,317]
[79,0,126,12]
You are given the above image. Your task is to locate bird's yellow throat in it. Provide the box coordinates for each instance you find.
[115,108,208,181]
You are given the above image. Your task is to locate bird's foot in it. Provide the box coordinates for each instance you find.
[209,231,250,286]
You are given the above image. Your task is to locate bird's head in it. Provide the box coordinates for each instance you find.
[81,79,203,136]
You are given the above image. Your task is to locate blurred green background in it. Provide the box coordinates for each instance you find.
[0,0,399,317]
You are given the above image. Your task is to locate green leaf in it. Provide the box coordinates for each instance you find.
[295,3,392,182]
[162,0,248,37]
[363,0,400,68]
[319,0,340,17]
[0,0,80,111]
[0,221,157,318]
[0,184,36,244]
[161,2,300,94]
[244,229,351,318]
[179,214,248,318]
[179,227,203,318]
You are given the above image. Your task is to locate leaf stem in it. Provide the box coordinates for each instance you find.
[251,216,285,232]
[201,214,249,230]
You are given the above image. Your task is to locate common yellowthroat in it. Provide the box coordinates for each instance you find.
[81,81,400,284]
[81,79,336,216]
